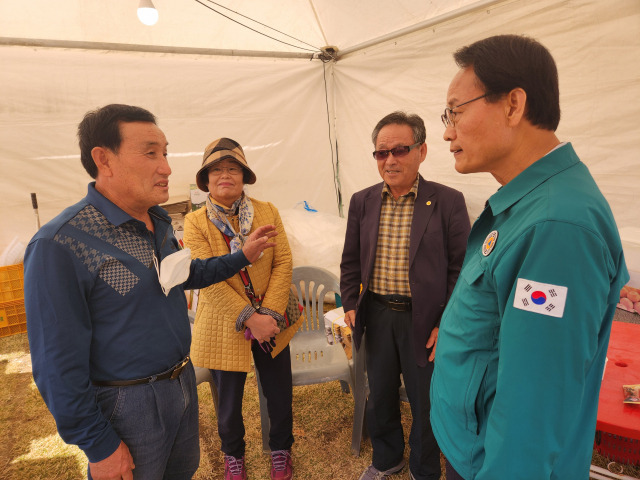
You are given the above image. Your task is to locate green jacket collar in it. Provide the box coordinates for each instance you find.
[487,142,579,216]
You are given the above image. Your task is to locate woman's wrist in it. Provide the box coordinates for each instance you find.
[235,305,258,331]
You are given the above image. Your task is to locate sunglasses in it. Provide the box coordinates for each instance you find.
[372,142,422,161]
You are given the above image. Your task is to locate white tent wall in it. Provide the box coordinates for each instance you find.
[0,0,639,272]
[0,47,339,249]
[334,0,640,227]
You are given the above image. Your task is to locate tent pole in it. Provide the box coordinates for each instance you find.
[336,0,506,59]
[0,37,315,59]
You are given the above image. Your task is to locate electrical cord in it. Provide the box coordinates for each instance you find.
[322,61,344,216]
[195,0,322,54]
[194,0,342,214]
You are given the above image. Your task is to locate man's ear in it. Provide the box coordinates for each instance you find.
[418,141,427,163]
[505,87,527,126]
[92,146,113,177]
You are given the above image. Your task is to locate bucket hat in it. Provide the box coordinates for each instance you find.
[196,137,257,192]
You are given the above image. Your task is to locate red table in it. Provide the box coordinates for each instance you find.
[595,320,640,464]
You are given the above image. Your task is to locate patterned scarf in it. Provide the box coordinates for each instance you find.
[206,192,254,253]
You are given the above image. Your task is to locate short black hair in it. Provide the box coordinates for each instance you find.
[372,111,426,145]
[453,34,560,131]
[77,104,157,178]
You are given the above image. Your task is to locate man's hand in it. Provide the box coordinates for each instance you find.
[427,326,439,362]
[344,309,356,329]
[89,441,134,480]
[242,224,278,263]
[245,312,280,342]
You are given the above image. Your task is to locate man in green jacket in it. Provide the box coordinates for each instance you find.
[430,34,629,479]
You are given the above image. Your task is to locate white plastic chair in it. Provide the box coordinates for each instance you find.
[255,266,355,452]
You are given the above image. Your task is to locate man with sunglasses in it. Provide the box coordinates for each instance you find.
[340,111,470,480]
[430,35,628,479]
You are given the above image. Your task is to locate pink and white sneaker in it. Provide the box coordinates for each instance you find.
[270,449,293,480]
[224,455,247,480]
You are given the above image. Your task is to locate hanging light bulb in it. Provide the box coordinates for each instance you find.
[137,0,159,26]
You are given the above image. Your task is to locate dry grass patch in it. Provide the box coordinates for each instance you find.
[194,372,411,479]
[2,333,639,479]
[0,334,86,479]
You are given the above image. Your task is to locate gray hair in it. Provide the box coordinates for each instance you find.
[371,111,426,145]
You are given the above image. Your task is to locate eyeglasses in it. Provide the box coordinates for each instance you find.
[372,142,422,161]
[441,93,489,128]
[209,165,243,176]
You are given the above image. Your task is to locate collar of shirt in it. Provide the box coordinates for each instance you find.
[86,182,172,228]
[211,197,239,216]
[487,142,578,216]
[381,175,420,200]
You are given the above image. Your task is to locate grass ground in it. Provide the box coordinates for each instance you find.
[1,332,639,479]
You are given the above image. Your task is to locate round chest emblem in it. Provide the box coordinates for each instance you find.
[482,230,498,257]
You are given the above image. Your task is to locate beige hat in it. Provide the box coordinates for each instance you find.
[196,137,257,192]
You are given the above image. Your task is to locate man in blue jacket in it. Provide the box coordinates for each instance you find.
[430,35,629,479]
[24,104,276,480]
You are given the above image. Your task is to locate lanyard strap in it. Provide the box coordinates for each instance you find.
[221,233,264,305]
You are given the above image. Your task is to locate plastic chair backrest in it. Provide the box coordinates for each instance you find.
[255,266,354,453]
[292,266,340,335]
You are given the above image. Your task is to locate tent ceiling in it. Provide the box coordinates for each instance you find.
[0,0,490,57]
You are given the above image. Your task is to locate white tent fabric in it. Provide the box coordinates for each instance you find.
[0,0,490,54]
[1,0,639,273]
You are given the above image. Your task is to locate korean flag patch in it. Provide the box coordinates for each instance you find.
[513,278,568,318]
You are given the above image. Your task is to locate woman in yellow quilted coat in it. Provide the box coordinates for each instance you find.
[183,138,301,480]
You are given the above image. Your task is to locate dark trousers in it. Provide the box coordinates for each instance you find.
[211,343,294,458]
[90,364,199,480]
[364,296,441,480]
[445,459,466,480]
